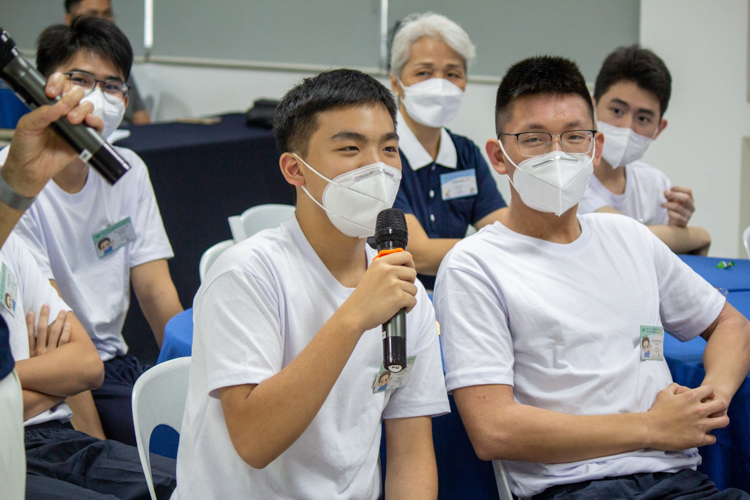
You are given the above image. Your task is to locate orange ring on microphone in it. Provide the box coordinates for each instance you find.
[373,248,404,260]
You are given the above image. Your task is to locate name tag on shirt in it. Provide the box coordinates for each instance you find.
[92,217,137,259]
[372,356,416,393]
[640,325,664,361]
[441,169,477,201]
[0,263,17,317]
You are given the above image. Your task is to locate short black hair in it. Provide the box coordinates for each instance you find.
[594,44,671,118]
[495,56,594,135]
[273,69,397,156]
[37,16,132,80]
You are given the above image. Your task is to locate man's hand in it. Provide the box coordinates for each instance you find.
[27,305,71,358]
[662,186,695,227]
[340,251,418,333]
[3,72,103,199]
[646,383,729,450]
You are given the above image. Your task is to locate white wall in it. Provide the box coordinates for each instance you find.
[640,0,750,258]
[131,63,511,201]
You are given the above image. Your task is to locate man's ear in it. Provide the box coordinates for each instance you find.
[592,132,605,170]
[279,153,305,188]
[123,94,129,111]
[486,138,508,176]
[653,118,668,140]
[64,13,74,25]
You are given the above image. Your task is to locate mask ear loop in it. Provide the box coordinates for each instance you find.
[496,138,522,193]
[292,153,335,214]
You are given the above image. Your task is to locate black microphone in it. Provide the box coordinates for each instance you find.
[0,26,130,184]
[375,208,409,373]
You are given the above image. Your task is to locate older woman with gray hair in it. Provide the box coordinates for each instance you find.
[389,12,507,290]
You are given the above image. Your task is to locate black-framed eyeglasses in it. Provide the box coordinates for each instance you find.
[63,71,129,103]
[499,130,597,157]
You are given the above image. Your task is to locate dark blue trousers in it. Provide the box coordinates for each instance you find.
[91,354,149,447]
[25,420,175,500]
[532,469,750,500]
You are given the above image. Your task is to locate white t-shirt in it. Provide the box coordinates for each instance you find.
[434,213,725,498]
[579,161,671,225]
[174,217,449,500]
[0,146,174,361]
[1,234,72,427]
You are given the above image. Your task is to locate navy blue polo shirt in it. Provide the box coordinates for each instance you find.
[394,114,506,289]
[0,316,13,380]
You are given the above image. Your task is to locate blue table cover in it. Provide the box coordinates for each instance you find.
[665,291,750,492]
[679,255,750,292]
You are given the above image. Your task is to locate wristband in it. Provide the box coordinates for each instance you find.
[0,172,36,211]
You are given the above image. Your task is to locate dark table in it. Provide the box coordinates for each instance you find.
[117,114,293,364]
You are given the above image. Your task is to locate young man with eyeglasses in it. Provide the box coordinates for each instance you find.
[64,0,152,125]
[0,16,183,446]
[579,45,711,255]
[434,56,750,499]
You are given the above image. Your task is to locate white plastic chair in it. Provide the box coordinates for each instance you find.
[132,357,191,500]
[744,225,750,259]
[493,461,516,500]
[199,239,234,282]
[228,204,295,242]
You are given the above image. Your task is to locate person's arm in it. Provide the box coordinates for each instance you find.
[0,76,101,249]
[405,214,460,276]
[700,301,750,407]
[130,110,151,125]
[474,207,508,230]
[595,206,710,255]
[453,382,728,464]
[219,251,418,469]
[22,389,64,421]
[15,308,103,397]
[66,390,106,439]
[384,416,438,500]
[131,259,183,348]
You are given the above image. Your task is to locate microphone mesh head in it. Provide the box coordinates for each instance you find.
[375,208,408,249]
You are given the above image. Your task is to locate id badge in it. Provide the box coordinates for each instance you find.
[0,262,18,317]
[441,169,478,200]
[92,217,137,258]
[373,356,417,393]
[640,325,664,361]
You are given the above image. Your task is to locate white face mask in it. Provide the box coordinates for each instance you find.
[400,78,464,128]
[293,154,402,238]
[80,87,126,141]
[497,139,595,217]
[598,121,655,168]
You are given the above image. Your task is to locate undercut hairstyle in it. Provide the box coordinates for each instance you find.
[273,69,397,156]
[37,16,132,80]
[388,12,476,77]
[594,44,672,117]
[495,56,594,135]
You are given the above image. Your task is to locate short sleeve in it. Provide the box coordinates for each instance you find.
[383,285,449,419]
[10,235,69,320]
[468,143,506,224]
[128,155,174,267]
[579,187,609,214]
[434,261,515,392]
[648,229,725,340]
[196,269,283,398]
[13,212,54,280]
[652,171,672,226]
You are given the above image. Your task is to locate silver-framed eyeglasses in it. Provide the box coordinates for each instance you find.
[499,130,597,157]
[63,71,129,103]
